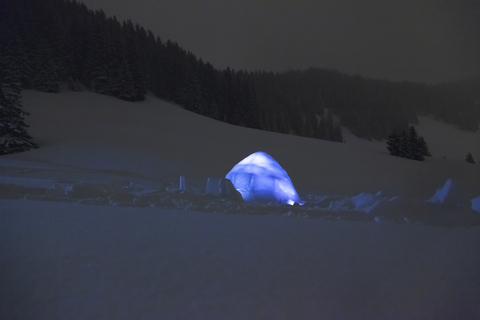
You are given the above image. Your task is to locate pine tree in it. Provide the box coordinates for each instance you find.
[109,38,137,101]
[317,115,326,140]
[124,26,146,101]
[221,68,243,126]
[398,130,409,158]
[408,126,424,161]
[85,21,112,95]
[0,58,38,155]
[386,131,402,156]
[304,109,317,138]
[34,38,60,93]
[67,76,83,92]
[325,109,335,140]
[333,123,343,142]
[114,58,136,101]
[163,40,184,101]
[465,152,475,164]
[150,52,168,99]
[178,72,206,114]
[386,127,430,161]
[418,136,431,157]
[1,24,33,89]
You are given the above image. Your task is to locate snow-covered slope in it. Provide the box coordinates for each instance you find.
[1,90,480,319]
[414,116,480,162]
[13,90,480,199]
[342,116,480,162]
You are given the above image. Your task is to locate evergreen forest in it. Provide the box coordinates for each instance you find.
[1,0,479,152]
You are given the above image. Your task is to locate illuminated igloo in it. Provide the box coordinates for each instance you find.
[225,151,303,205]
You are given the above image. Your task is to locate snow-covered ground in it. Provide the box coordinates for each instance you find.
[2,199,480,320]
[1,89,480,319]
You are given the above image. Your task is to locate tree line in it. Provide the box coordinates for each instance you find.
[1,0,478,155]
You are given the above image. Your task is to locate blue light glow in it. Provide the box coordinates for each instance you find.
[226,151,303,205]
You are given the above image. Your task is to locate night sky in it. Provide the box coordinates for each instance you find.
[79,0,480,84]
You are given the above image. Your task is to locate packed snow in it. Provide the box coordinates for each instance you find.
[1,89,480,319]
[427,178,470,208]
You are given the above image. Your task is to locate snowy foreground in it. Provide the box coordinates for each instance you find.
[1,90,480,319]
[2,199,480,320]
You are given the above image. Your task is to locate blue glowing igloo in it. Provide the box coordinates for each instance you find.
[225,151,303,205]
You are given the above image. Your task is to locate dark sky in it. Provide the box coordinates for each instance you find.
[79,0,480,84]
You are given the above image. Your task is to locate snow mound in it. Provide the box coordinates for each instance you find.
[225,151,303,205]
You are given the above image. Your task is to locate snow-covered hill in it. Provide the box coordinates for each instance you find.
[342,116,480,162]
[1,90,480,319]
[14,90,480,199]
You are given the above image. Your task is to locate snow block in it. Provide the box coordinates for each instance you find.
[225,151,303,205]
[471,196,480,213]
[219,178,244,202]
[328,197,350,211]
[205,177,243,202]
[350,192,383,213]
[427,179,468,208]
[179,175,186,192]
[206,177,221,196]
[328,191,386,213]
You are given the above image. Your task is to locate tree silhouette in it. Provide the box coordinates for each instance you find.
[386,126,430,161]
[386,131,402,157]
[465,153,475,164]
[0,60,38,155]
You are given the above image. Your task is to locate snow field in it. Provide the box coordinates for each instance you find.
[1,199,480,319]
[0,89,480,319]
